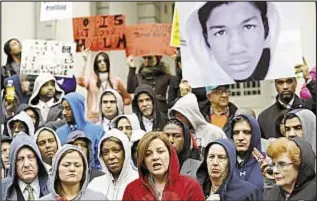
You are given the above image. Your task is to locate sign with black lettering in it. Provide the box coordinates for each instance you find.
[40,2,72,21]
[20,39,76,78]
[73,14,126,52]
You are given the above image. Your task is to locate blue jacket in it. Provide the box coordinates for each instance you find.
[229,114,264,193]
[1,132,50,201]
[197,139,263,201]
[56,92,104,169]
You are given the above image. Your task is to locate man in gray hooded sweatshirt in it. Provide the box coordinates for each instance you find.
[1,132,50,201]
[284,108,316,153]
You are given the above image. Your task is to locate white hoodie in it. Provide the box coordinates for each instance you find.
[179,2,281,87]
[168,93,226,147]
[87,129,139,200]
[7,111,35,138]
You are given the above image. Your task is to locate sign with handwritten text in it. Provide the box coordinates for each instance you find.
[20,39,76,78]
[125,23,177,56]
[73,14,126,52]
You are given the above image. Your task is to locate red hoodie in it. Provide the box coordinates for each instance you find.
[122,145,205,201]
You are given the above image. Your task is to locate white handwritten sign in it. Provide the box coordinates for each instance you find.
[40,2,72,21]
[20,39,76,78]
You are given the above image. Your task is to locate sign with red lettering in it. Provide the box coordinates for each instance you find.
[73,15,126,52]
[125,23,177,56]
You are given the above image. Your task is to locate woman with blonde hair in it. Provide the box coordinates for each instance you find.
[123,131,204,201]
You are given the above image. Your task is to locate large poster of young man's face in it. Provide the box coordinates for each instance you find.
[178,2,303,87]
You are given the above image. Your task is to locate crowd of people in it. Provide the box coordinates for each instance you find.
[1,36,316,201]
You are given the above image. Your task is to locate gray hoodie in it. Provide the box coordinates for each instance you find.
[1,132,50,200]
[34,127,62,175]
[29,73,65,129]
[288,109,316,153]
[7,111,35,138]
[97,89,124,132]
[168,93,226,147]
[40,145,108,201]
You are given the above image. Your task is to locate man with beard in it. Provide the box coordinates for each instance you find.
[258,75,315,139]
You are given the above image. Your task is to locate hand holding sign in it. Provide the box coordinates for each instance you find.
[127,55,136,68]
[294,57,310,81]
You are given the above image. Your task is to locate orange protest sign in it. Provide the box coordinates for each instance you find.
[73,15,126,52]
[125,23,176,56]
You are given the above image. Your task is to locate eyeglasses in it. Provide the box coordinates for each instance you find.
[211,89,229,96]
[271,161,294,170]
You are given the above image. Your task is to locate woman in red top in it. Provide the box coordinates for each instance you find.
[122,131,205,201]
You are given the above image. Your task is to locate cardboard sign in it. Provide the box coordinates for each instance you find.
[40,2,72,21]
[170,5,180,47]
[73,15,126,52]
[20,39,76,78]
[125,23,177,56]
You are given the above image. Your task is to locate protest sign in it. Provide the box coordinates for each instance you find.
[40,2,72,21]
[20,39,76,78]
[170,5,180,47]
[73,15,126,52]
[125,23,177,56]
[178,2,303,87]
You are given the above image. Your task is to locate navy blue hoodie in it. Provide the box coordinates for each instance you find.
[229,114,264,192]
[196,138,263,201]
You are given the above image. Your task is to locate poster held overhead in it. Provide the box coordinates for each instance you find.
[20,39,76,78]
[178,2,303,88]
[125,23,177,56]
[40,2,72,21]
[170,3,181,47]
[73,15,126,52]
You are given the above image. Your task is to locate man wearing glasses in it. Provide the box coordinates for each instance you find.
[201,85,238,137]
[1,132,49,201]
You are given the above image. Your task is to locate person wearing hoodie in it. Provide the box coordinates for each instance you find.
[168,92,226,148]
[87,129,138,200]
[7,111,35,138]
[130,129,147,171]
[123,131,205,201]
[1,135,12,178]
[132,84,168,132]
[40,145,108,201]
[283,109,316,153]
[264,137,316,201]
[229,114,264,193]
[34,127,62,175]
[110,113,145,140]
[201,85,238,137]
[29,73,66,130]
[16,103,41,131]
[56,92,104,169]
[3,74,31,104]
[127,55,172,115]
[1,132,50,201]
[66,130,105,182]
[181,2,281,86]
[196,138,263,201]
[97,89,124,132]
[163,118,201,178]
[1,94,20,135]
[77,50,131,122]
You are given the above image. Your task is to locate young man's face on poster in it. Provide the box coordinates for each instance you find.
[206,2,266,80]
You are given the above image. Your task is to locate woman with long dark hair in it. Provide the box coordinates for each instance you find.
[77,50,131,122]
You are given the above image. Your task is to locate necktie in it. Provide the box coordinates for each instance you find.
[25,184,35,201]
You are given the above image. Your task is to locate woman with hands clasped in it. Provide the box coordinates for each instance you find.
[77,48,131,122]
[196,139,263,201]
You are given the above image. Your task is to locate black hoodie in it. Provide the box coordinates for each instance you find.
[264,137,316,201]
[132,84,167,131]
